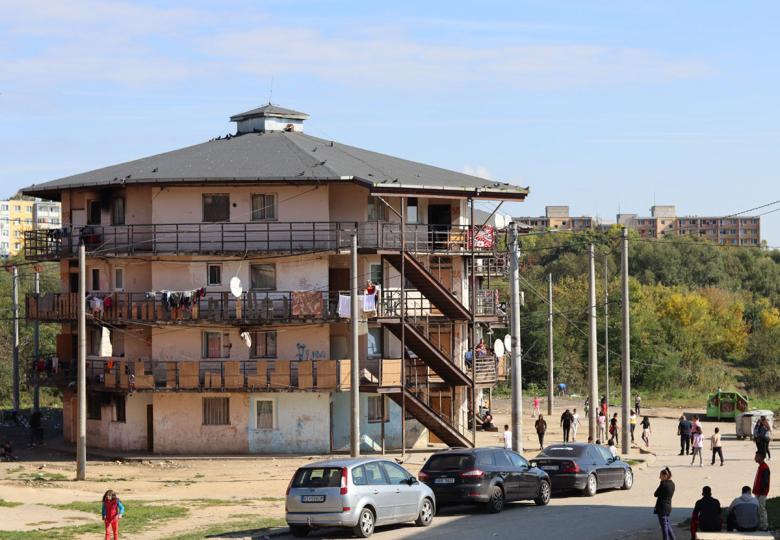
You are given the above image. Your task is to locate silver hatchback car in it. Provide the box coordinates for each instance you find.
[285,458,436,538]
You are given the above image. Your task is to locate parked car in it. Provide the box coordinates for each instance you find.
[285,458,435,538]
[532,443,633,496]
[419,447,551,513]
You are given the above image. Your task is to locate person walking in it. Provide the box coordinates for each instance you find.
[753,451,770,531]
[635,394,642,416]
[532,396,540,418]
[600,395,608,417]
[597,411,607,443]
[501,424,512,450]
[654,467,677,540]
[710,427,724,466]
[571,408,581,441]
[535,414,547,450]
[641,416,652,448]
[101,489,125,540]
[690,486,722,539]
[678,415,692,455]
[560,408,574,443]
[754,416,772,460]
[609,412,620,442]
[629,410,637,444]
[691,426,704,467]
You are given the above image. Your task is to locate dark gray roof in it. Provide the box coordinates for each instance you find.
[22,130,528,200]
[229,104,310,122]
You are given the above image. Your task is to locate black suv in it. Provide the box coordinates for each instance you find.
[419,447,551,513]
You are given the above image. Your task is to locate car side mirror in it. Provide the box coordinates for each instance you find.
[529,460,538,469]
[408,476,418,485]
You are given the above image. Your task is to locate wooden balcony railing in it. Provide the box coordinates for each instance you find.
[31,356,351,392]
[24,222,503,259]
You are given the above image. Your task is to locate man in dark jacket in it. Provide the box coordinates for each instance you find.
[560,409,574,442]
[690,486,721,539]
[678,415,692,455]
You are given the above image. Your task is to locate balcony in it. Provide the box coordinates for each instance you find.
[24,222,504,259]
[31,356,352,392]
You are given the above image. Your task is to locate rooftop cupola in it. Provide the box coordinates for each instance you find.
[230,104,309,134]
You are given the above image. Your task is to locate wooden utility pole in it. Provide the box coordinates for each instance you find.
[350,232,361,457]
[547,273,553,416]
[77,243,87,480]
[509,222,523,452]
[621,228,632,453]
[587,244,598,442]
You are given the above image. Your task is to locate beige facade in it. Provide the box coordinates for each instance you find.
[619,206,762,245]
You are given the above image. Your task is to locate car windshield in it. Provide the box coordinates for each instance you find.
[292,467,342,488]
[540,446,585,458]
[424,454,475,471]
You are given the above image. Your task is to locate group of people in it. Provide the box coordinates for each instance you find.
[654,451,771,539]
[677,414,725,466]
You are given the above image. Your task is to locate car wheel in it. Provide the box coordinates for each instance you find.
[621,469,633,490]
[534,480,551,506]
[485,485,505,513]
[583,474,598,497]
[415,498,434,527]
[290,525,310,538]
[353,508,375,538]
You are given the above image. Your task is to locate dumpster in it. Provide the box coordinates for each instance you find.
[706,390,749,420]
[736,410,774,440]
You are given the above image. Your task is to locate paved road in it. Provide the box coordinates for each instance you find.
[282,404,775,540]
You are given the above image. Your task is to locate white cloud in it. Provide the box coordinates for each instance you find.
[462,165,492,179]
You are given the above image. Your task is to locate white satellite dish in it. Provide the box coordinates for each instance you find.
[493,339,505,357]
[494,214,506,229]
[230,276,243,298]
[504,334,512,352]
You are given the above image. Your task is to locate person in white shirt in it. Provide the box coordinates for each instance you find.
[571,408,581,441]
[501,424,512,449]
[597,411,607,443]
[608,439,618,458]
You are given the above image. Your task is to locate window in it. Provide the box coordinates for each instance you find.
[111,197,125,226]
[251,331,277,358]
[91,268,100,290]
[493,451,511,467]
[13,205,21,212]
[367,395,388,423]
[14,242,20,250]
[508,452,528,469]
[87,200,101,225]
[115,396,126,423]
[381,462,410,484]
[367,327,383,359]
[87,327,101,356]
[406,197,419,224]
[362,462,387,485]
[207,264,222,286]
[114,268,124,291]
[202,331,222,358]
[369,263,383,287]
[203,397,230,425]
[87,394,102,420]
[256,399,274,429]
[202,194,230,222]
[367,196,386,221]
[250,264,276,290]
[251,194,277,221]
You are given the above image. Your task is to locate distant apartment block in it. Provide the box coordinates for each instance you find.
[617,206,761,246]
[514,206,595,232]
[0,198,62,257]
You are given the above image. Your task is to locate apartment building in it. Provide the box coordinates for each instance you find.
[514,206,595,232]
[618,206,761,245]
[0,198,62,257]
[23,104,525,454]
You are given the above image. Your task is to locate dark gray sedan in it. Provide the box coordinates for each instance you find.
[532,443,633,496]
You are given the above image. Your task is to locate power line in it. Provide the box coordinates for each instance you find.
[726,199,780,217]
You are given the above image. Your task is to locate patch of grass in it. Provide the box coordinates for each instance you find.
[46,500,188,535]
[186,498,258,508]
[624,459,640,466]
[166,517,286,540]
[0,523,99,540]
[16,471,69,482]
[0,500,22,508]
[5,466,24,475]
[767,496,780,529]
[193,473,205,479]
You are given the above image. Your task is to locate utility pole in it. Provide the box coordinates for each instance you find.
[77,242,87,480]
[604,254,609,414]
[33,268,41,413]
[621,228,632,454]
[587,244,598,442]
[509,222,523,452]
[547,273,553,416]
[350,232,360,457]
[12,266,20,413]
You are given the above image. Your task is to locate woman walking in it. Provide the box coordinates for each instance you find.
[535,414,547,450]
[629,410,637,444]
[641,416,652,447]
[654,467,676,540]
[691,426,704,467]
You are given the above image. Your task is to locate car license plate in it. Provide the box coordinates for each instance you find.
[541,465,559,471]
[301,495,326,503]
[435,477,455,484]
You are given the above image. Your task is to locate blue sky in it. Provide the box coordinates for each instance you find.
[1,1,779,243]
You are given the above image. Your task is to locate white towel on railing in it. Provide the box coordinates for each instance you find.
[363,290,377,313]
[337,294,351,318]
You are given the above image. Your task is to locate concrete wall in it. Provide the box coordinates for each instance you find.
[248,392,331,453]
[331,392,427,452]
[152,393,250,454]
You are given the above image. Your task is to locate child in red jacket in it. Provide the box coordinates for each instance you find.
[101,490,125,540]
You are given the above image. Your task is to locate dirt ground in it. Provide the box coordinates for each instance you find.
[0,396,732,539]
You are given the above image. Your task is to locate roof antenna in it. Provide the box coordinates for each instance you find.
[268,77,274,105]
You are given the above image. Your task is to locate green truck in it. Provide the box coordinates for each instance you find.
[706,390,749,420]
